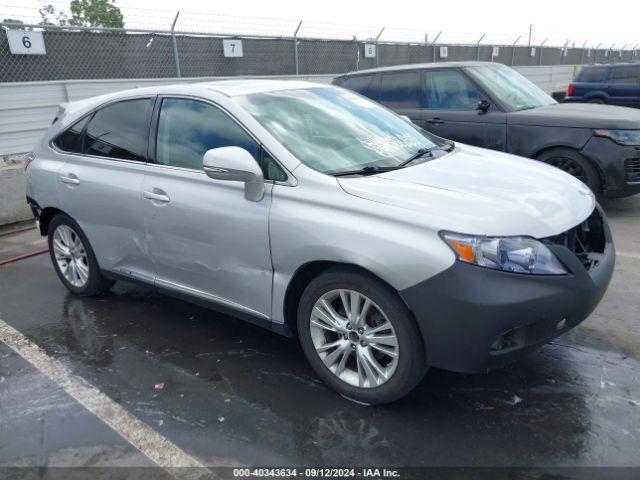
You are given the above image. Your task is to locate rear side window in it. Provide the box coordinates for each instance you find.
[424,70,481,110]
[577,66,609,83]
[610,66,640,84]
[85,99,152,161]
[155,98,259,170]
[380,72,420,108]
[53,115,89,154]
[340,74,378,100]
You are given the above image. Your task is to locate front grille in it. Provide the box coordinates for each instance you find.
[625,158,640,183]
[543,209,606,272]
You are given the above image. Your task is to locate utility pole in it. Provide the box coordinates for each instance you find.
[528,24,534,47]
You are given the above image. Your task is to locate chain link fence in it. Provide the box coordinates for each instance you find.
[1,22,640,83]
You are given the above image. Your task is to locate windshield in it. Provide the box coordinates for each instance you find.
[467,64,556,111]
[236,87,441,174]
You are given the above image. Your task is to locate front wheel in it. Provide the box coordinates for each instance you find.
[48,214,114,296]
[297,267,427,405]
[536,147,601,197]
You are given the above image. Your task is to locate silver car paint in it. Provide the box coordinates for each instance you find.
[27,81,594,331]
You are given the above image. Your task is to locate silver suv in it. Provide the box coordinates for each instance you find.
[26,81,615,404]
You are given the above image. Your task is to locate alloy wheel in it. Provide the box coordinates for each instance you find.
[309,289,399,388]
[52,224,90,288]
[546,156,587,182]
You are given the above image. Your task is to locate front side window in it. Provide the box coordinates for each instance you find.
[467,64,556,111]
[610,66,640,84]
[85,99,152,161]
[236,87,440,175]
[380,72,420,108]
[53,115,89,154]
[155,98,259,170]
[424,70,481,110]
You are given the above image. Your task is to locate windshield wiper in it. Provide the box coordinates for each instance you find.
[398,142,455,167]
[331,142,455,177]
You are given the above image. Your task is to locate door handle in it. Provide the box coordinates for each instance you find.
[60,174,80,185]
[143,190,171,203]
[425,117,444,125]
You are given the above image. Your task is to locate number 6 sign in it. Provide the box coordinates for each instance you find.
[6,30,46,55]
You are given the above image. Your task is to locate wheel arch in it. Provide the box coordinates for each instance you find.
[38,206,68,236]
[282,260,410,337]
[532,144,604,186]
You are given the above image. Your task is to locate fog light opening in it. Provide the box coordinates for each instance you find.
[490,326,527,353]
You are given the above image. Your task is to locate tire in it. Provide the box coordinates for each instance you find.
[297,267,427,405]
[48,214,114,296]
[536,147,601,196]
[587,98,605,104]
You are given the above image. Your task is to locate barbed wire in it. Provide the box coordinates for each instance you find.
[1,0,638,49]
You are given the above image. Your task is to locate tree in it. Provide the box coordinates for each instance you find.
[38,5,69,26]
[69,0,124,28]
[2,19,24,25]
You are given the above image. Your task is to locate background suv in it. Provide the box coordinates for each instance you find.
[333,62,640,198]
[565,63,640,107]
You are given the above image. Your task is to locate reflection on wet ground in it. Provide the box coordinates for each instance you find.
[1,255,640,468]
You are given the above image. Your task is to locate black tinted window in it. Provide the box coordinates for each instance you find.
[85,99,152,161]
[380,72,420,108]
[577,66,608,83]
[53,115,89,154]
[610,66,640,84]
[425,70,481,110]
[156,98,259,170]
[341,74,378,99]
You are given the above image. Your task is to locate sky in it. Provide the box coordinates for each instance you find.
[4,0,640,48]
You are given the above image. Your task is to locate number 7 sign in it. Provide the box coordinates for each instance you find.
[223,39,243,57]
[6,30,46,55]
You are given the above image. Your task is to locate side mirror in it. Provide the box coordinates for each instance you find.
[203,147,265,202]
[476,99,491,113]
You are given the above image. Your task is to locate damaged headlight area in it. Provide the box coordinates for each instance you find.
[440,232,568,275]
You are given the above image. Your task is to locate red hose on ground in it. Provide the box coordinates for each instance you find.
[0,248,49,267]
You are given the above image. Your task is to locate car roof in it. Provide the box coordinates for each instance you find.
[581,62,639,68]
[335,61,500,78]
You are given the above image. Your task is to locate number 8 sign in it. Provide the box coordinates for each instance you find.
[364,44,376,58]
[6,30,46,55]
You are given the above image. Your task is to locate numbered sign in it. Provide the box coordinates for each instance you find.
[492,46,500,57]
[530,47,536,57]
[364,44,376,58]
[223,39,243,58]
[6,30,46,55]
[439,46,448,58]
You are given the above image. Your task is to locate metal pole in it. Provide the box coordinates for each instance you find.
[293,20,302,76]
[561,40,569,65]
[580,41,586,65]
[375,27,385,66]
[595,43,601,63]
[476,33,485,61]
[538,38,547,65]
[620,44,627,62]
[171,11,181,78]
[609,44,615,63]
[432,31,441,63]
[528,24,534,47]
[511,35,521,65]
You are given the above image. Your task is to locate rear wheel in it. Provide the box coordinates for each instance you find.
[48,214,114,296]
[297,267,427,405]
[536,147,601,196]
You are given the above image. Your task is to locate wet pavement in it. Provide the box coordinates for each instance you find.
[1,197,640,475]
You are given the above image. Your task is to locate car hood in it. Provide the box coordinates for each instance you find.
[337,144,595,239]
[508,103,640,129]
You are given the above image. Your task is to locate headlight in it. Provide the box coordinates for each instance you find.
[594,129,640,146]
[440,232,567,275]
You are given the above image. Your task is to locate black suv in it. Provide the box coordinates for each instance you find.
[333,62,640,198]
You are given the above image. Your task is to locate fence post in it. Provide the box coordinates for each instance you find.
[476,34,485,61]
[561,40,569,65]
[293,21,302,76]
[375,27,385,66]
[171,11,181,78]
[432,31,441,63]
[539,38,548,65]
[511,36,521,65]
